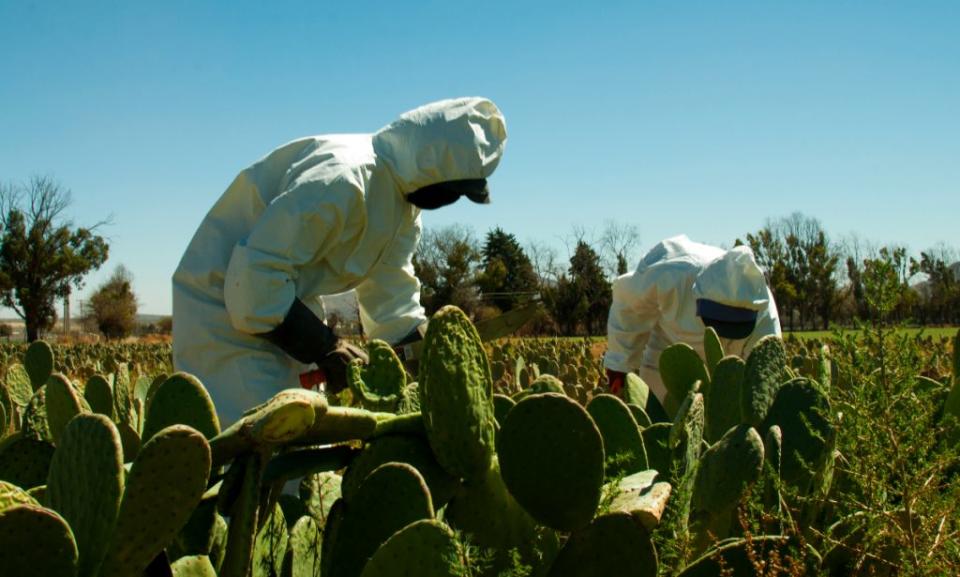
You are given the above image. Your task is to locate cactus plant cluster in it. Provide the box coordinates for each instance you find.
[1,323,955,576]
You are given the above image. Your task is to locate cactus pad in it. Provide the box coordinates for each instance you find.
[358,519,461,577]
[142,373,221,442]
[0,504,78,577]
[419,305,497,481]
[46,414,125,577]
[252,503,288,577]
[171,555,217,577]
[703,355,745,444]
[45,374,87,446]
[659,343,710,415]
[587,394,648,476]
[263,445,359,484]
[703,327,724,377]
[300,471,342,528]
[498,393,604,531]
[0,433,55,489]
[287,515,323,577]
[342,433,458,509]
[761,378,834,491]
[21,385,52,442]
[348,340,406,412]
[98,425,211,577]
[83,375,114,419]
[24,340,55,391]
[741,335,789,427]
[328,462,435,577]
[5,364,33,407]
[546,512,658,577]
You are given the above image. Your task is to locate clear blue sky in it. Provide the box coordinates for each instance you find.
[1,0,958,315]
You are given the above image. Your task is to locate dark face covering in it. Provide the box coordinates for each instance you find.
[406,178,489,210]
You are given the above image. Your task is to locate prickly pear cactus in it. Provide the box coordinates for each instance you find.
[0,504,79,577]
[659,343,710,416]
[0,432,55,489]
[741,335,789,427]
[358,519,461,577]
[5,364,33,408]
[703,327,724,377]
[761,378,834,491]
[83,375,114,419]
[703,356,746,444]
[45,374,88,446]
[24,340,54,391]
[669,390,705,482]
[690,424,764,551]
[445,458,555,573]
[418,305,497,481]
[943,329,960,444]
[492,393,516,428]
[328,462,435,577]
[347,340,406,412]
[602,470,672,531]
[252,503,288,577]
[98,425,212,577]
[300,471,342,528]
[498,393,604,532]
[171,554,217,577]
[142,373,220,442]
[287,515,323,577]
[46,414,125,577]
[342,433,458,509]
[640,423,671,480]
[21,385,52,442]
[586,394,648,476]
[546,512,658,577]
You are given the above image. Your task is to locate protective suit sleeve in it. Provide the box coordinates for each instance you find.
[604,270,659,373]
[223,179,352,334]
[355,216,427,344]
[742,287,783,357]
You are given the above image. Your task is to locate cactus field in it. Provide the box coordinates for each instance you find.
[0,312,958,576]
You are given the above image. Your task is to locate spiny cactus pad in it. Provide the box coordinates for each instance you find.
[252,503,288,577]
[170,555,217,577]
[98,425,211,577]
[300,471,342,528]
[142,373,221,442]
[328,462,435,577]
[21,385,52,442]
[419,305,497,481]
[45,374,88,446]
[295,405,376,446]
[587,394,648,476]
[0,432,55,489]
[83,375,114,419]
[761,378,834,491]
[703,356,746,444]
[668,391,705,482]
[348,340,406,412]
[342,433,458,509]
[46,414,125,577]
[358,519,461,577]
[498,393,604,532]
[659,343,710,415]
[546,512,658,577]
[24,340,55,391]
[0,504,79,577]
[445,458,549,572]
[288,515,323,577]
[263,445,359,484]
[703,327,724,377]
[221,453,264,577]
[5,364,33,407]
[493,394,516,427]
[741,335,789,427]
[641,423,672,478]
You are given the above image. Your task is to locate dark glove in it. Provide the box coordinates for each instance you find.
[258,298,339,364]
[606,369,626,397]
[316,343,369,395]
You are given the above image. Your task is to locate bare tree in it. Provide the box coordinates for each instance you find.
[599,220,641,276]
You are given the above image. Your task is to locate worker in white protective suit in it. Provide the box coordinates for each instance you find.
[603,235,781,408]
[173,97,507,426]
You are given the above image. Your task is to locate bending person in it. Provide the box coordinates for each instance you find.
[603,234,781,410]
[173,97,507,425]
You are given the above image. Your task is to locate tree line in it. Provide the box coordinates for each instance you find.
[415,214,960,335]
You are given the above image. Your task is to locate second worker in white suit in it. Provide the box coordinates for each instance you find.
[603,235,782,410]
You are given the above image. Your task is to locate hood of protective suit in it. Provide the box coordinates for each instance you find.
[372,97,507,195]
[692,246,769,311]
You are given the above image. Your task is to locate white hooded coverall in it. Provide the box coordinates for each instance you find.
[603,235,782,403]
[173,98,507,425]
